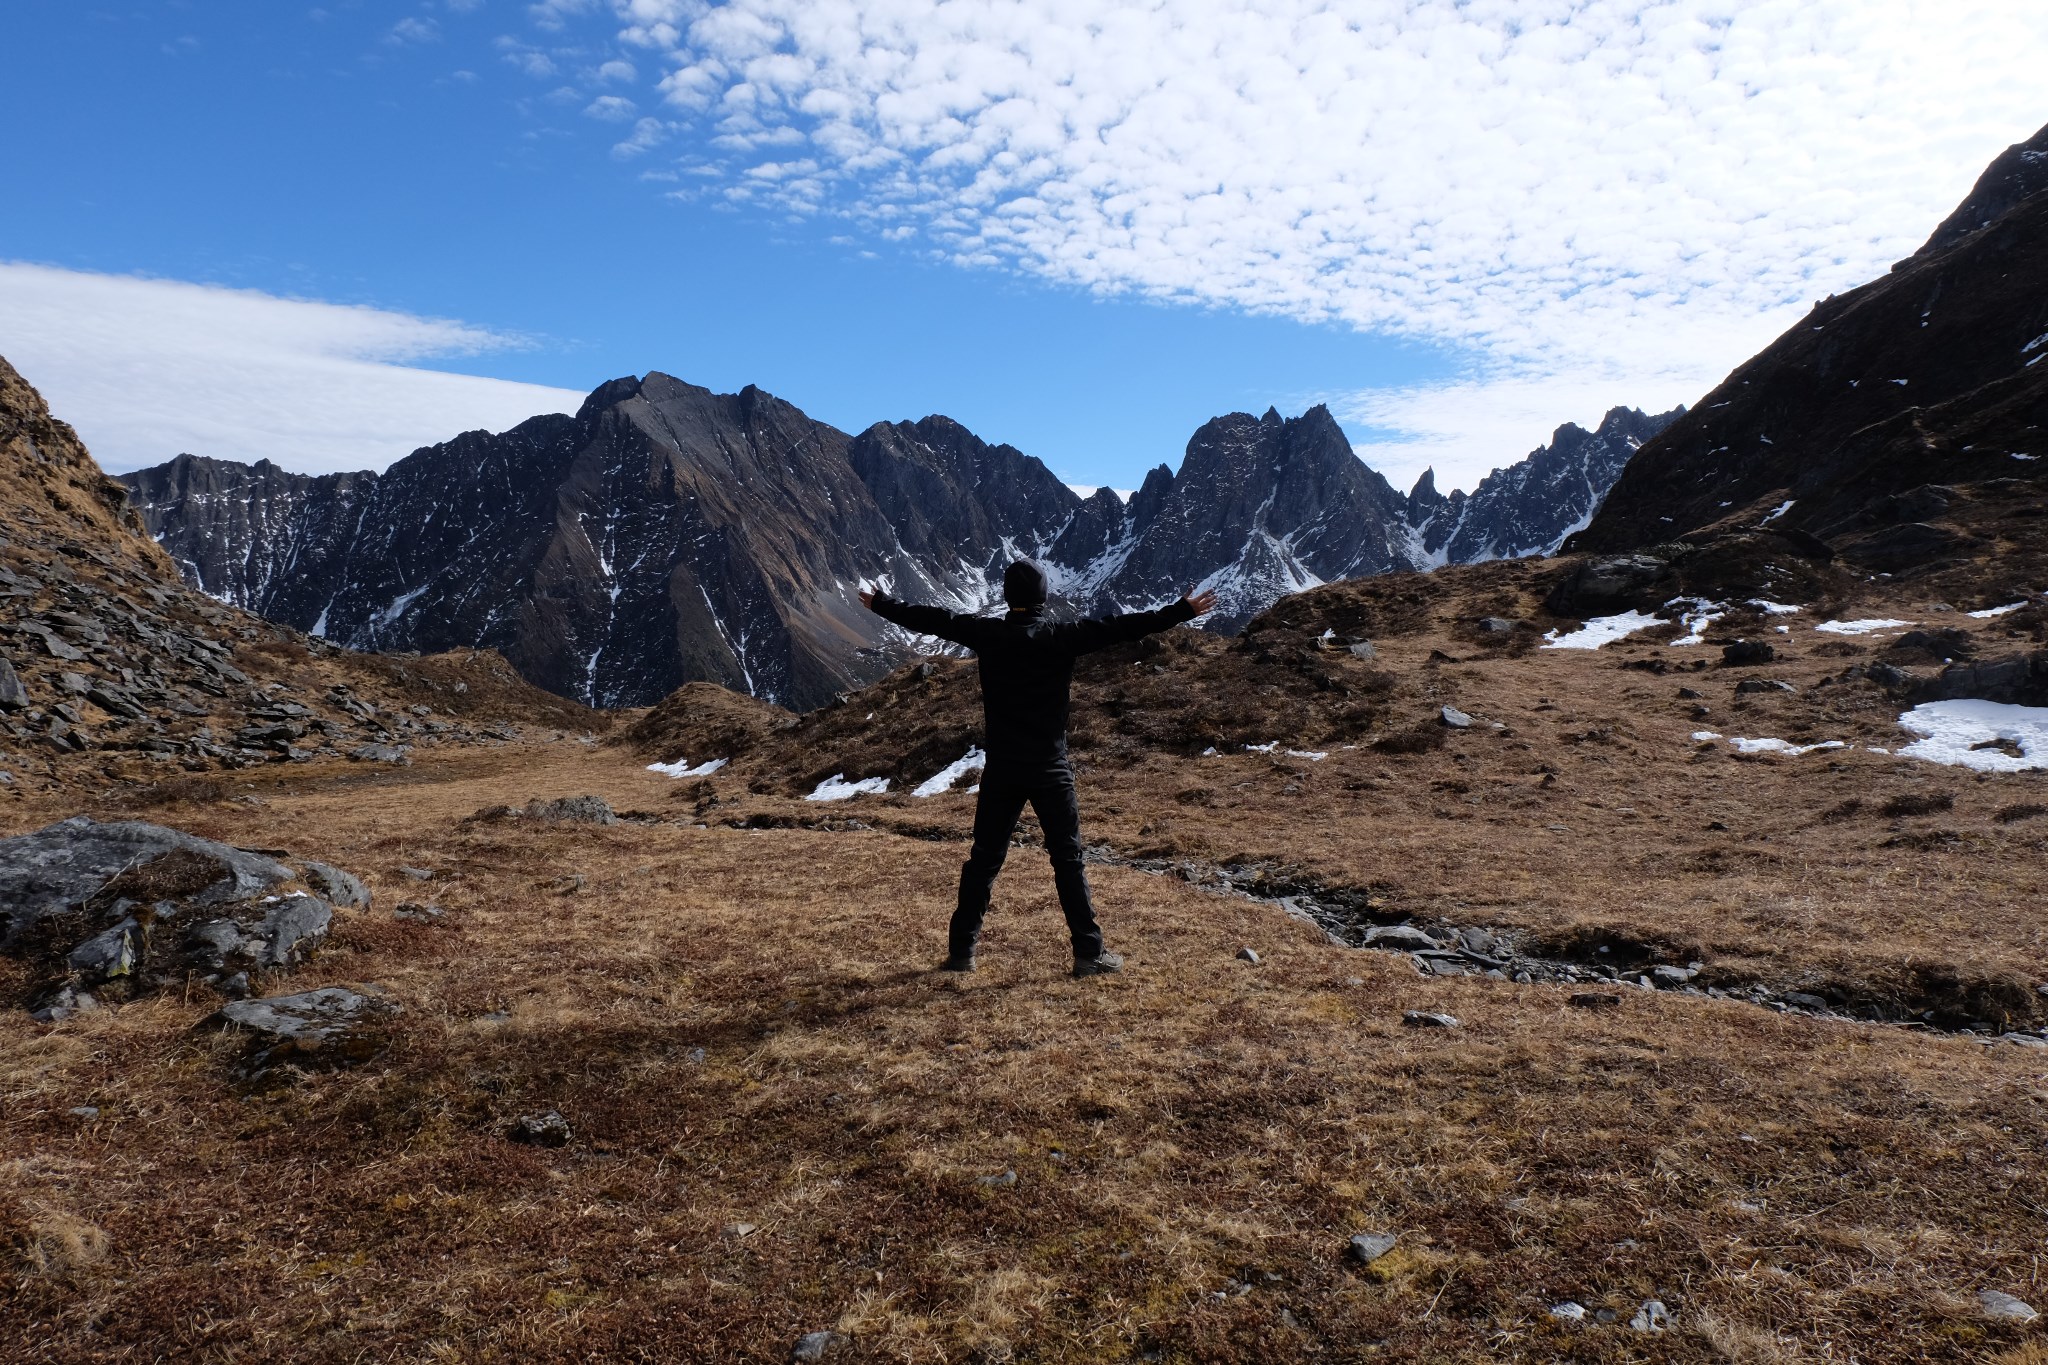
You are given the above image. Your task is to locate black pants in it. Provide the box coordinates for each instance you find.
[952,758,1103,961]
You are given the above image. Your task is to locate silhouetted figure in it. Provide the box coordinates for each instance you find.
[862,561,1218,976]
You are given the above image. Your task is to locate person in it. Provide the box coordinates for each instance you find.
[860,561,1219,977]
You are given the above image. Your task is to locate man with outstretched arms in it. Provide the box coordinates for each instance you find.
[861,561,1218,977]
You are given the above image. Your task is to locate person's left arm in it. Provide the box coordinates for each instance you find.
[1056,588,1219,656]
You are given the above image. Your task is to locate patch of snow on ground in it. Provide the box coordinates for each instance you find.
[1897,699,2048,772]
[1749,599,1802,615]
[807,774,891,801]
[1691,730,1722,741]
[1759,499,1794,526]
[1665,597,1725,646]
[1967,601,2030,619]
[1542,609,1661,650]
[1815,618,1912,636]
[1244,742,1327,761]
[647,757,728,778]
[913,747,987,797]
[1728,737,1849,756]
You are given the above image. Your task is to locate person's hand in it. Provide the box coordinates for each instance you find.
[1184,587,1219,616]
[858,587,877,610]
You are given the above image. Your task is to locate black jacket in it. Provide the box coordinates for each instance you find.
[868,592,1198,765]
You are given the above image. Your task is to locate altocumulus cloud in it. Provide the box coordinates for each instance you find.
[589,0,2048,487]
[0,263,585,475]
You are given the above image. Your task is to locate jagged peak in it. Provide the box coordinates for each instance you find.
[576,375,644,420]
[1408,467,1439,501]
[1260,405,1283,426]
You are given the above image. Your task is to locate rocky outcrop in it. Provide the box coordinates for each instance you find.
[0,817,371,1018]
[1572,120,2048,561]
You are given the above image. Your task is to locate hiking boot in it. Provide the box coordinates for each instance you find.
[1072,951,1124,978]
[938,954,977,973]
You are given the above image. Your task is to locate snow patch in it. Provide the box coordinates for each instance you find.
[1243,741,1328,761]
[913,747,986,797]
[807,773,890,801]
[1542,609,1660,650]
[1815,618,1912,636]
[1897,699,2048,772]
[1967,601,2030,619]
[647,757,728,778]
[1748,599,1802,615]
[1758,499,1794,526]
[1727,737,1848,756]
[1665,597,1724,647]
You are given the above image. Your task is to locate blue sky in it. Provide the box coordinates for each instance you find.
[2,2,2044,493]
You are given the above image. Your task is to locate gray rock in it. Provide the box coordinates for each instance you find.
[1347,639,1377,661]
[1780,992,1830,1011]
[29,986,99,1023]
[1734,678,1796,695]
[1568,992,1623,1010]
[1236,946,1261,964]
[256,895,332,968]
[791,1331,848,1362]
[68,1106,100,1121]
[299,860,370,909]
[0,817,293,949]
[1978,1290,2038,1323]
[186,919,244,968]
[1476,617,1517,636]
[1441,704,1473,728]
[57,671,90,695]
[1402,1010,1459,1028]
[1361,924,1440,952]
[398,866,434,881]
[1722,640,1776,666]
[212,986,394,1070]
[1629,1299,1670,1332]
[393,902,444,923]
[348,743,411,765]
[508,1110,573,1147]
[1549,1301,1587,1322]
[1457,927,1497,955]
[1348,1231,1397,1264]
[527,795,617,826]
[975,1169,1018,1188]
[0,656,27,710]
[1650,965,1697,987]
[68,916,144,982]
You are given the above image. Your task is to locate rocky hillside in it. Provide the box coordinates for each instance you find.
[1573,120,2048,568]
[0,356,598,799]
[129,385,1662,710]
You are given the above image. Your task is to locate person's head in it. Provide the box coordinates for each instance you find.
[1003,559,1048,612]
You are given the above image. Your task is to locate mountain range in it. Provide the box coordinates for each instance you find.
[122,388,1677,709]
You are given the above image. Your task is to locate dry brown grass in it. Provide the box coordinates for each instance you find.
[4,729,2047,1361]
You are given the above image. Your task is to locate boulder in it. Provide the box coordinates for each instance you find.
[0,656,27,710]
[0,816,293,948]
[1402,1010,1460,1028]
[349,744,411,765]
[1361,924,1440,952]
[1722,640,1776,666]
[527,795,618,825]
[508,1110,573,1147]
[300,860,370,909]
[1440,705,1473,729]
[1734,679,1796,695]
[1347,1232,1398,1264]
[1544,554,1672,617]
[211,986,396,1073]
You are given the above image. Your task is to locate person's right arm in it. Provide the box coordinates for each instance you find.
[860,586,986,648]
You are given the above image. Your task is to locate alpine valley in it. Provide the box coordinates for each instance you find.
[121,389,1677,708]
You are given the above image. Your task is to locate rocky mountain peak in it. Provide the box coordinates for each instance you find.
[1913,120,2048,259]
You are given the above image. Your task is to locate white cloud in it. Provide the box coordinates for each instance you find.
[0,262,587,476]
[585,93,639,119]
[594,57,639,82]
[611,116,672,157]
[582,0,2048,489]
[386,15,441,44]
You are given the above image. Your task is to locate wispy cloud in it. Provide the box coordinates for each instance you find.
[584,93,638,120]
[386,15,441,45]
[564,0,2048,489]
[0,263,586,476]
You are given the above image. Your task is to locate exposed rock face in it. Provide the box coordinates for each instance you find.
[1573,120,2048,562]
[1407,407,1683,564]
[127,383,1664,706]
